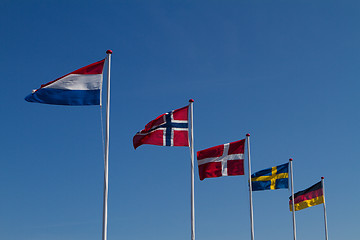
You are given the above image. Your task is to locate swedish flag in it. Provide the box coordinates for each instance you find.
[251,163,289,191]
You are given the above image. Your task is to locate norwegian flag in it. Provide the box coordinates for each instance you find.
[197,139,245,180]
[133,105,189,149]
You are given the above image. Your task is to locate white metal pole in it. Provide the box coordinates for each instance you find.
[321,177,329,240]
[289,158,297,240]
[246,134,255,240]
[102,49,112,240]
[189,99,195,240]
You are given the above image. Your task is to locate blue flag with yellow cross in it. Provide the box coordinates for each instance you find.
[251,163,289,191]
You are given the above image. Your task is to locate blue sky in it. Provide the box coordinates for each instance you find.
[1,1,359,239]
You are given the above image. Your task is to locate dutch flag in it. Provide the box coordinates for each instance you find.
[25,59,105,105]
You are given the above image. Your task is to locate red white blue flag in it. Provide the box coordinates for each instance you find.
[133,106,189,149]
[197,139,245,180]
[25,59,105,105]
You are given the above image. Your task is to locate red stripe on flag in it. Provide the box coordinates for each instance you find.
[289,188,323,205]
[40,59,105,89]
[72,59,106,74]
[293,188,324,204]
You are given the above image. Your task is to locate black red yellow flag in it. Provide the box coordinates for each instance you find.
[289,181,324,211]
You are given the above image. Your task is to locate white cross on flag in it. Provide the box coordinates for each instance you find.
[197,139,245,180]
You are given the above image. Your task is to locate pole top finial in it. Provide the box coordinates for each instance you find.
[189,99,194,103]
[246,133,250,137]
[289,158,293,161]
[106,50,113,54]
[321,176,324,179]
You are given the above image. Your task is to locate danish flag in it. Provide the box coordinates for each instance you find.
[133,105,189,149]
[197,139,245,180]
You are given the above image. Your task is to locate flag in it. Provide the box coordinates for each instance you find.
[197,139,245,181]
[289,181,324,211]
[25,59,105,105]
[251,163,289,191]
[133,105,189,149]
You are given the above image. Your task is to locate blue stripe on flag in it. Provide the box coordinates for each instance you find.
[251,178,289,191]
[163,112,188,146]
[25,88,100,105]
[165,113,172,146]
[252,181,271,191]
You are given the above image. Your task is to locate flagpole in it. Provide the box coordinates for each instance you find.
[189,99,195,240]
[321,177,329,240]
[246,133,255,240]
[289,158,297,240]
[102,49,112,240]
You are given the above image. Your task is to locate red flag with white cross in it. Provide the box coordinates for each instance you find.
[197,139,245,180]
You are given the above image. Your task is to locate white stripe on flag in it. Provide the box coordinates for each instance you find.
[172,120,188,123]
[163,127,167,146]
[172,128,188,131]
[44,74,103,90]
[197,153,245,165]
[222,143,230,176]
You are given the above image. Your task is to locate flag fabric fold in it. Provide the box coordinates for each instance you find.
[251,163,289,191]
[133,105,189,149]
[289,181,324,211]
[25,59,105,105]
[197,139,245,181]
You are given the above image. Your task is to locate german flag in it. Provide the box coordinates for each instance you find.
[289,181,324,211]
